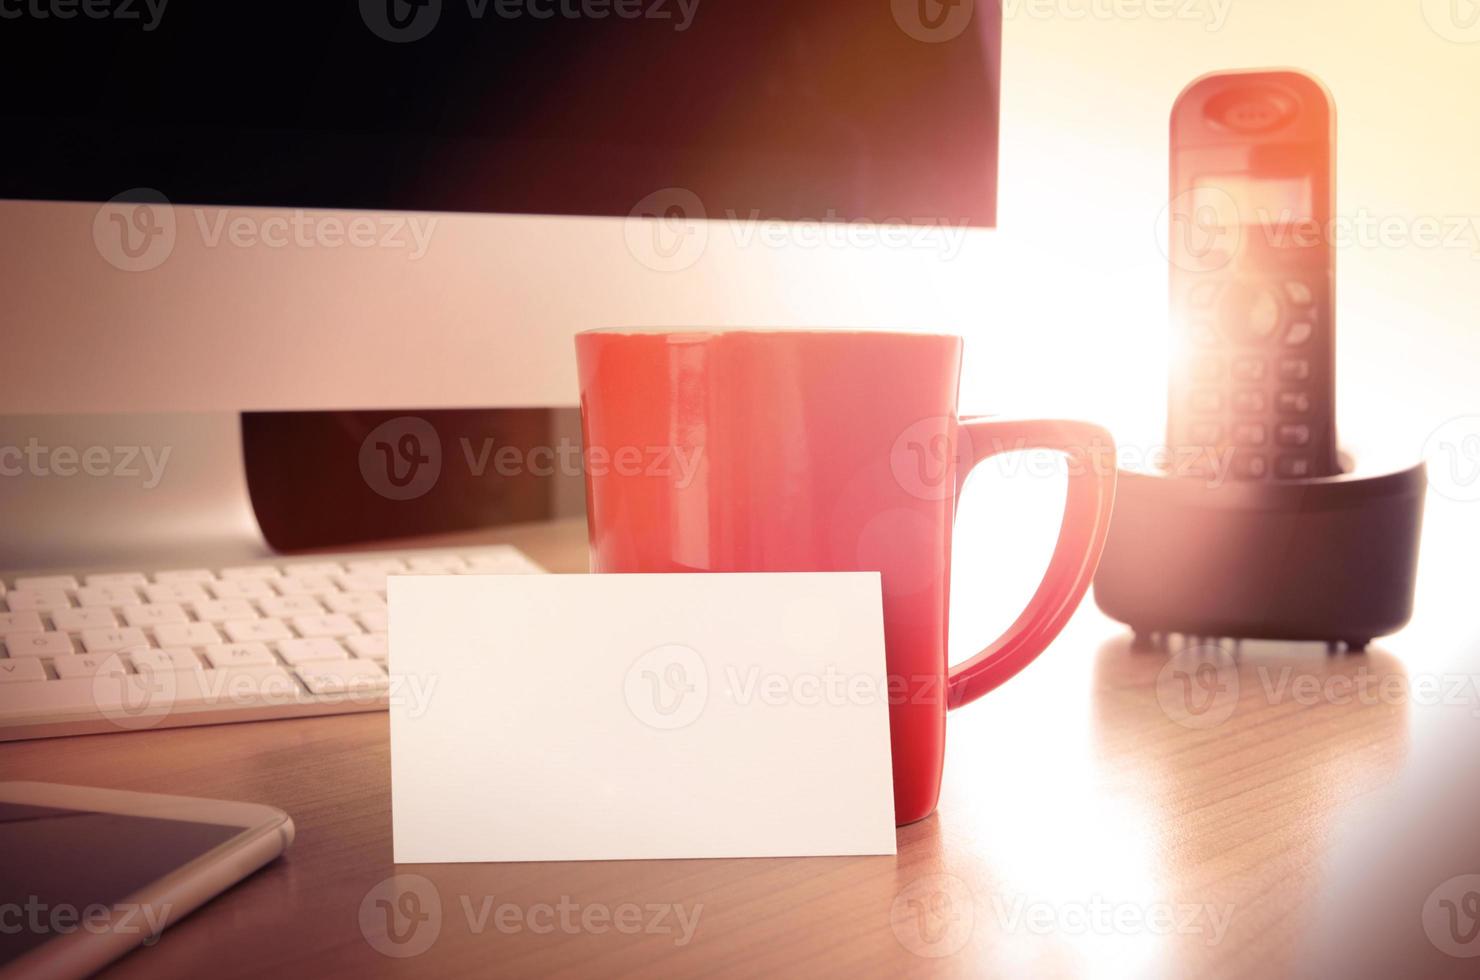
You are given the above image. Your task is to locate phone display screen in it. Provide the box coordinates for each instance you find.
[1193,175,1315,227]
[0,803,243,966]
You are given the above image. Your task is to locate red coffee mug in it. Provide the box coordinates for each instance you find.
[576,329,1116,825]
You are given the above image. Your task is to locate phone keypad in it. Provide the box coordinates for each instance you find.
[1174,275,1330,480]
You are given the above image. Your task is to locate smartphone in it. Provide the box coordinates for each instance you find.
[0,782,294,980]
[1167,69,1340,481]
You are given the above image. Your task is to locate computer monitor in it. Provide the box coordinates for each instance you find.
[0,0,1003,563]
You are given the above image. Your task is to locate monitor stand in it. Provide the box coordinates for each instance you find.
[0,413,268,572]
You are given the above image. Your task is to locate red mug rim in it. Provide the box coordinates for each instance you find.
[577,327,963,341]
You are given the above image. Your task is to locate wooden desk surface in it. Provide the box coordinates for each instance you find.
[4,515,1479,980]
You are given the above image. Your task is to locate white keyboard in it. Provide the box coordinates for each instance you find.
[0,545,544,740]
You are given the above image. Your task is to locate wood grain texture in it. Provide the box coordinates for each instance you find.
[3,517,1476,979]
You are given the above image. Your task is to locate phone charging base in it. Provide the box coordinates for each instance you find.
[1091,455,1426,650]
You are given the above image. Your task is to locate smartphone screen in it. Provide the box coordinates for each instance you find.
[0,802,243,966]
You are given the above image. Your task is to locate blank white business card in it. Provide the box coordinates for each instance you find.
[389,573,896,862]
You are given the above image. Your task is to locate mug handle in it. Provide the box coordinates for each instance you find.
[946,418,1117,710]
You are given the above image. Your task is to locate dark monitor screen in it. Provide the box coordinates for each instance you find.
[0,0,1001,225]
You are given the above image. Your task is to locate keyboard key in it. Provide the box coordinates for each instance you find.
[207,579,274,600]
[202,643,277,668]
[406,555,467,573]
[259,595,325,618]
[1233,423,1268,446]
[276,638,348,665]
[272,575,340,597]
[346,559,407,575]
[143,583,212,604]
[120,604,189,628]
[296,660,388,696]
[54,653,129,679]
[224,619,293,644]
[129,647,204,672]
[1189,281,1221,308]
[1277,391,1311,415]
[5,589,72,613]
[1186,422,1221,445]
[85,572,148,588]
[1234,455,1270,480]
[153,569,216,583]
[1285,321,1314,346]
[1191,391,1222,414]
[219,566,282,580]
[1231,357,1266,382]
[51,607,119,632]
[1277,455,1313,479]
[291,614,362,639]
[191,599,259,623]
[153,622,224,648]
[80,628,150,653]
[279,562,344,578]
[1280,358,1311,382]
[357,609,389,633]
[1191,356,1222,382]
[324,593,385,615]
[0,658,46,683]
[1278,424,1312,447]
[0,612,46,636]
[344,633,388,661]
[5,631,75,658]
[0,666,303,726]
[14,576,78,591]
[74,585,143,608]
[1232,391,1267,414]
[333,573,387,594]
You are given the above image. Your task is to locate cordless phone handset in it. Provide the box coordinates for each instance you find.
[1167,69,1340,482]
